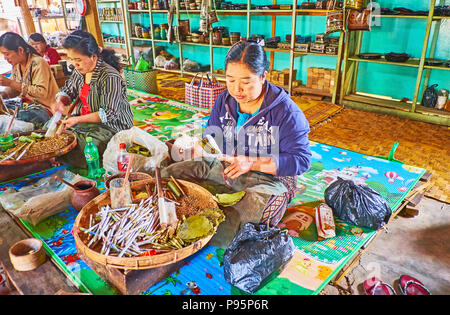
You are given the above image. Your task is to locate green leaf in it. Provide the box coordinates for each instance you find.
[213,191,246,207]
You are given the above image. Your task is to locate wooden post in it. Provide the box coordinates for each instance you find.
[84,0,104,48]
[17,0,36,36]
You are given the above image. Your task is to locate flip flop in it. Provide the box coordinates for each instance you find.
[364,277,396,295]
[398,275,431,295]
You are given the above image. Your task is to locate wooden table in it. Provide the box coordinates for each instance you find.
[0,209,82,295]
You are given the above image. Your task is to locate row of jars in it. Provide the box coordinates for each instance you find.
[98,8,123,21]
[128,0,169,10]
[179,0,202,10]
[103,35,126,44]
[132,23,169,40]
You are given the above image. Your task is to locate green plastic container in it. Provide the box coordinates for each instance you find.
[0,134,15,152]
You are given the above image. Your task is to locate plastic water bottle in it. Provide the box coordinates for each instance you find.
[84,137,101,179]
[117,143,130,172]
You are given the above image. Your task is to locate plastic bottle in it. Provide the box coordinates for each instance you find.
[117,142,130,172]
[84,137,101,179]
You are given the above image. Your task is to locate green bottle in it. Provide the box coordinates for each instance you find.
[84,137,101,179]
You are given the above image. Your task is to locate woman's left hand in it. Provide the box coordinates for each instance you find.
[61,116,80,130]
[219,155,254,180]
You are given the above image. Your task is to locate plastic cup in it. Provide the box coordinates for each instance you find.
[110,178,133,209]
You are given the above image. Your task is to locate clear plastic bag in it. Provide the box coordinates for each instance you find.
[0,115,34,134]
[0,169,85,225]
[102,126,169,174]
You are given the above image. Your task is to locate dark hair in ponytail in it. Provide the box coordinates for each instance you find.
[0,32,40,57]
[63,30,121,72]
[29,33,47,44]
[225,41,268,77]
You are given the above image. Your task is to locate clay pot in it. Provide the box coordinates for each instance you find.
[71,180,100,212]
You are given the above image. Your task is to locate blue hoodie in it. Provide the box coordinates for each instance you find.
[204,81,312,177]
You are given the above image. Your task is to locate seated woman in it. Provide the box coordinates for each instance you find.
[162,41,311,247]
[0,32,59,127]
[51,30,133,169]
[28,33,62,65]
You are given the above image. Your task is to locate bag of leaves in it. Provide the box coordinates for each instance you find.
[223,222,295,294]
[324,177,392,230]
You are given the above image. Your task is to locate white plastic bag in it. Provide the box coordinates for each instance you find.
[103,126,169,174]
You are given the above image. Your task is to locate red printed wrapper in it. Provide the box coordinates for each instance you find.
[315,203,336,241]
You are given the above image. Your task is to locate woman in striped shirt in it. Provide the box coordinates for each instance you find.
[51,30,133,169]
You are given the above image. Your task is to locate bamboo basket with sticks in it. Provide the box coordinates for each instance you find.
[73,177,219,270]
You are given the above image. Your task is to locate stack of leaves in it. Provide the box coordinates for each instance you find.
[177,208,225,243]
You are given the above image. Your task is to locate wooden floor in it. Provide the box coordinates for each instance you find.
[309,108,450,204]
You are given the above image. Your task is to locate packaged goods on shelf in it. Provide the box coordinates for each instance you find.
[310,42,327,53]
[325,45,338,55]
[294,43,310,53]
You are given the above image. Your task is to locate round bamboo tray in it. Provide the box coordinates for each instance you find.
[9,238,47,271]
[0,130,77,166]
[73,178,219,270]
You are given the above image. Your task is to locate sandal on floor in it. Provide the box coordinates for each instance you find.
[398,275,431,295]
[364,277,396,295]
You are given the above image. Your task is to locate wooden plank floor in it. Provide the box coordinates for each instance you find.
[0,210,81,295]
[309,108,450,204]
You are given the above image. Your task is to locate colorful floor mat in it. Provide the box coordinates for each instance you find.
[0,139,425,295]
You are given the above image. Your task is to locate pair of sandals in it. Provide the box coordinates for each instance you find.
[364,276,431,295]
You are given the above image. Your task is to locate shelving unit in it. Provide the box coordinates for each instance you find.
[118,0,346,104]
[339,0,450,126]
[60,0,81,31]
[96,0,131,64]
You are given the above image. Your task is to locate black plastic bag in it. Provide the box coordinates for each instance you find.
[422,84,438,108]
[324,177,392,230]
[223,222,295,294]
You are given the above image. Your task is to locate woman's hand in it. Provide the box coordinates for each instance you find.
[218,155,254,180]
[0,75,12,87]
[61,116,80,130]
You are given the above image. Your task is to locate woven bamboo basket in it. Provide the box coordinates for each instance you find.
[73,178,219,270]
[0,130,77,166]
[9,238,47,271]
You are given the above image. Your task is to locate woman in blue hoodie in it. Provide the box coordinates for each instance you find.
[162,41,311,245]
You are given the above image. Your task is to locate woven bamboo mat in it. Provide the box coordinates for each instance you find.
[154,72,344,126]
[309,108,450,204]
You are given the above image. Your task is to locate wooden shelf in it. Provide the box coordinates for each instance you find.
[415,105,450,118]
[293,85,332,97]
[344,93,412,112]
[424,64,450,71]
[99,20,123,23]
[372,14,428,19]
[348,56,421,68]
[265,48,290,53]
[180,42,211,47]
[130,37,153,41]
[295,52,338,57]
